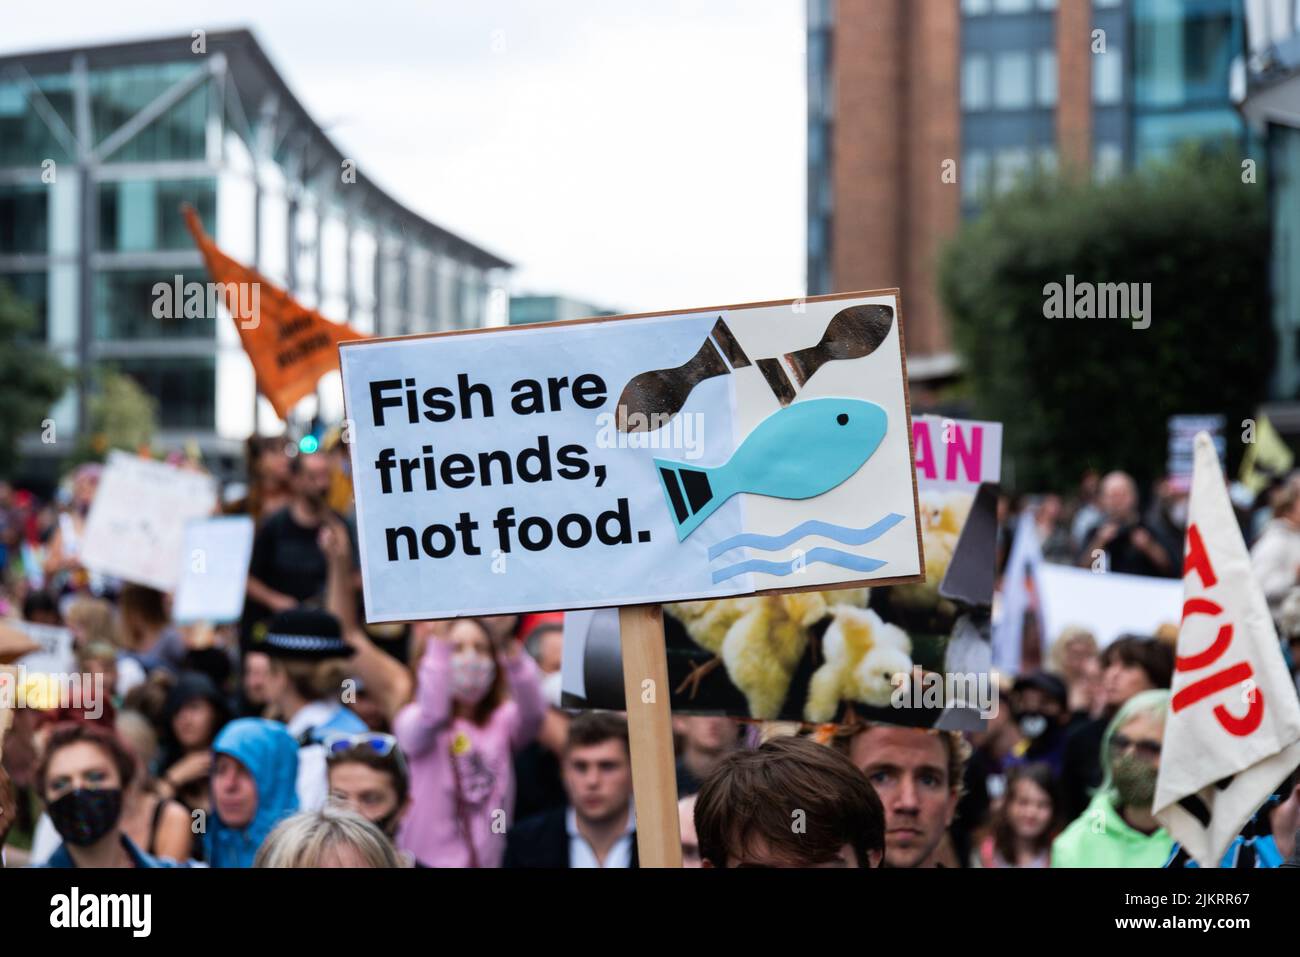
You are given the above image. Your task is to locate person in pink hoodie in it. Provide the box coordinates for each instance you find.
[394,617,545,867]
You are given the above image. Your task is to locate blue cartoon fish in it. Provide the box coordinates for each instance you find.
[655,397,888,541]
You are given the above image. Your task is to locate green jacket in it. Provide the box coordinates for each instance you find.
[1051,791,1173,868]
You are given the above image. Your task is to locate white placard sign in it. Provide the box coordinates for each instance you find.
[80,451,219,591]
[14,622,76,675]
[173,516,256,623]
[341,290,924,621]
[1036,562,1184,650]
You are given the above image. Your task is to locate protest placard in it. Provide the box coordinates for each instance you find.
[9,622,75,675]
[340,290,923,621]
[562,416,1002,728]
[343,288,922,867]
[173,516,256,624]
[79,451,219,591]
[1035,563,1183,650]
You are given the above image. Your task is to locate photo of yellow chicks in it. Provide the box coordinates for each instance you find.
[666,588,870,720]
[886,489,973,621]
[804,604,912,722]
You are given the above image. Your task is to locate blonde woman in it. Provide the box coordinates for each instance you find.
[254,804,402,868]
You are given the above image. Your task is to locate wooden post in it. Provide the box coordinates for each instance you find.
[618,604,682,868]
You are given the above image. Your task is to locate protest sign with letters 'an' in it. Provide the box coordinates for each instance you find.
[340,289,923,621]
[1154,431,1300,866]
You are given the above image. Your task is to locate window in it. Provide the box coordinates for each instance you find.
[961,0,992,14]
[106,357,215,429]
[993,0,1032,11]
[94,268,216,340]
[962,54,991,110]
[962,151,991,202]
[0,271,49,340]
[1036,50,1058,106]
[1038,146,1058,176]
[995,148,1032,193]
[0,75,75,166]
[0,184,49,254]
[98,178,215,252]
[1094,47,1124,104]
[1095,142,1124,181]
[994,51,1032,109]
[91,64,207,164]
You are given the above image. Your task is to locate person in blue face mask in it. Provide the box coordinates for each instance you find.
[206,718,299,868]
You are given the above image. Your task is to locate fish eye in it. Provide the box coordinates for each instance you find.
[836,413,849,425]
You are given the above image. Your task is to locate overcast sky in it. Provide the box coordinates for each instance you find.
[1,0,806,314]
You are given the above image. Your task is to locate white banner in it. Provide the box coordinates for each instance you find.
[1036,562,1184,651]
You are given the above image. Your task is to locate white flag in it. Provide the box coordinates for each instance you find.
[1154,432,1300,865]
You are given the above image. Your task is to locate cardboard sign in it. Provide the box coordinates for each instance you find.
[341,290,923,621]
[80,451,219,591]
[173,516,256,624]
[561,416,1002,726]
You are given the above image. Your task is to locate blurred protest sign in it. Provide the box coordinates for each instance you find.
[1167,414,1224,492]
[1036,563,1182,651]
[6,621,75,675]
[80,451,218,591]
[341,290,922,621]
[173,516,255,624]
[183,205,368,419]
[1239,413,1293,495]
[562,416,1001,730]
[1155,432,1300,866]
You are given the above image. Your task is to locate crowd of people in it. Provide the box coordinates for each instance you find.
[1,446,1299,869]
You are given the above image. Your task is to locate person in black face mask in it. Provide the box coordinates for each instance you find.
[324,734,412,865]
[37,723,190,868]
[1006,672,1070,778]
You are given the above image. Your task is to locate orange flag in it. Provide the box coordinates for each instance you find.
[181,204,368,419]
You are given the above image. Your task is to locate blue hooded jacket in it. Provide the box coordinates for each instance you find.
[206,718,300,868]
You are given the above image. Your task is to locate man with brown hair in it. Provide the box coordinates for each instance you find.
[836,724,967,868]
[504,711,636,868]
[695,734,884,868]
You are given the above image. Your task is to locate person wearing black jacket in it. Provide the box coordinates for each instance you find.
[504,712,637,868]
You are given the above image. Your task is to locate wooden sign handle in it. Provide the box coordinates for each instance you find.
[618,604,682,868]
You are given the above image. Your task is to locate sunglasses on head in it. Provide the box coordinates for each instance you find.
[323,732,399,758]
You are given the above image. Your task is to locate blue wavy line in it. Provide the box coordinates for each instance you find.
[710,547,887,584]
[708,512,905,559]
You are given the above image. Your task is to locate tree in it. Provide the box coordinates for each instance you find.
[0,280,71,476]
[937,145,1271,492]
[73,371,159,463]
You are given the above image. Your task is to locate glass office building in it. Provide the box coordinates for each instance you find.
[1131,0,1245,161]
[1241,0,1300,401]
[508,294,617,326]
[0,30,510,478]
